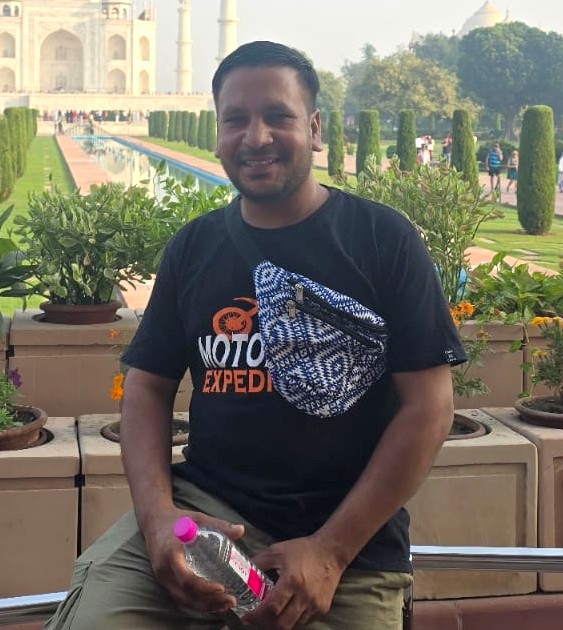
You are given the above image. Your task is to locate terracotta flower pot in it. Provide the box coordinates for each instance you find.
[514,395,563,429]
[101,418,189,446]
[0,405,48,451]
[40,300,121,325]
[447,412,488,440]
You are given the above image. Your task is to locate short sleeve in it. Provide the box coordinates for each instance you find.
[122,238,189,380]
[380,225,466,373]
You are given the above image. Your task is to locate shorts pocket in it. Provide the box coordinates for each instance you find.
[43,560,93,630]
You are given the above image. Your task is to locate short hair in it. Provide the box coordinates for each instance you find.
[212,41,320,110]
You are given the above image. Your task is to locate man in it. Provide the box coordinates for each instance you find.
[46,41,465,630]
[485,142,503,193]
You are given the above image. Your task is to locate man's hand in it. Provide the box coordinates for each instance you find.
[143,507,245,614]
[240,536,345,630]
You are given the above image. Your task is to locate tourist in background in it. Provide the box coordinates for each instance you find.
[506,149,518,193]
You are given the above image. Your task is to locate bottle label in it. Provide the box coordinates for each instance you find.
[228,546,268,600]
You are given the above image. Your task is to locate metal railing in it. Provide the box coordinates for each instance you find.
[3,546,563,626]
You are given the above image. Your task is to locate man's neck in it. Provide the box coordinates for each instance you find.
[240,181,329,229]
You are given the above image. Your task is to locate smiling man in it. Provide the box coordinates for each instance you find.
[46,41,465,630]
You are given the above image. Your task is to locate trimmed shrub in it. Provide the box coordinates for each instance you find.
[451,109,478,190]
[0,117,14,200]
[206,110,217,152]
[327,110,344,177]
[167,111,176,141]
[174,110,183,142]
[517,105,556,235]
[4,108,25,178]
[188,112,198,146]
[181,111,190,143]
[197,110,208,150]
[356,110,380,176]
[386,145,397,159]
[396,110,416,171]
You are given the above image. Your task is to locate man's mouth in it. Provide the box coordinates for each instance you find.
[241,157,278,167]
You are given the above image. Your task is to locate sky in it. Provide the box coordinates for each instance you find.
[147,0,563,94]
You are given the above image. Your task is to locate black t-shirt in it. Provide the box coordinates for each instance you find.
[123,187,466,573]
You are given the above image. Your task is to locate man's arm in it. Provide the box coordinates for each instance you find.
[245,363,453,630]
[120,367,245,613]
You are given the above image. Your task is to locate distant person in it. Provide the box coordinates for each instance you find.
[426,135,434,160]
[506,150,518,193]
[417,143,431,166]
[441,134,452,164]
[485,142,503,192]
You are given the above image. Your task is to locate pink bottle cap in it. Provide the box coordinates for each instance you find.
[173,516,199,543]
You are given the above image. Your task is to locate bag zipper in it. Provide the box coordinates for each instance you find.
[286,278,385,336]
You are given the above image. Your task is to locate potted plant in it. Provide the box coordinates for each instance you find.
[13,183,169,324]
[515,316,563,427]
[0,367,47,450]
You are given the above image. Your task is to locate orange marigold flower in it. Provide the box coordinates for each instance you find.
[109,328,120,340]
[110,372,125,401]
[531,316,549,327]
[457,302,474,317]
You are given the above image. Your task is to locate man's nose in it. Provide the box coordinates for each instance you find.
[243,119,273,149]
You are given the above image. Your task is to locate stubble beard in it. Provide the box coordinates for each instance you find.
[227,152,314,203]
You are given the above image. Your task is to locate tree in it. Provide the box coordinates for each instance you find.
[317,70,344,130]
[327,110,344,177]
[181,111,190,143]
[188,112,197,146]
[0,117,14,200]
[197,110,208,150]
[356,110,380,176]
[396,110,416,171]
[206,110,217,152]
[174,110,183,142]
[344,51,467,122]
[4,108,24,178]
[517,105,556,235]
[410,33,460,74]
[167,111,176,141]
[458,22,563,139]
[451,109,478,190]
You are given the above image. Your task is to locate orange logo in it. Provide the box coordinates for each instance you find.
[212,297,258,338]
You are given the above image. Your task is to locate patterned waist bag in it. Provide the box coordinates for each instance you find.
[225,203,388,419]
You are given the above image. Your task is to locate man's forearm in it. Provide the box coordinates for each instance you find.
[120,370,179,534]
[313,395,452,569]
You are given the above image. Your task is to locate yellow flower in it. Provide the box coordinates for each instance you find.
[531,316,549,327]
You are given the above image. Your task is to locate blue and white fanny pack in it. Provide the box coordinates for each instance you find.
[225,203,388,418]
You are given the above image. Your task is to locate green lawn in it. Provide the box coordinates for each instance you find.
[1,136,73,234]
[475,206,563,271]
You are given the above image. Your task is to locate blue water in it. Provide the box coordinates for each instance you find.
[73,135,230,198]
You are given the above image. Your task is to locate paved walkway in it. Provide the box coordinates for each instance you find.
[56,138,558,310]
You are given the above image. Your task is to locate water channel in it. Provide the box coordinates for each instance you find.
[72,135,230,199]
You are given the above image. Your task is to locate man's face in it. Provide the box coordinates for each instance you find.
[214,66,322,202]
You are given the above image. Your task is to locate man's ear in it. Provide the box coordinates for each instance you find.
[311,109,322,153]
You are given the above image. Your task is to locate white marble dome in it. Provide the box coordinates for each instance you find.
[458,1,508,38]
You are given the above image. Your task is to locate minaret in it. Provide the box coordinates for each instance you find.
[217,0,238,63]
[177,0,192,94]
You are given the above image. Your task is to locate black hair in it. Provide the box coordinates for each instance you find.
[212,41,320,110]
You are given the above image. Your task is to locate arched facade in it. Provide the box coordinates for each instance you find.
[0,0,156,94]
[0,66,14,91]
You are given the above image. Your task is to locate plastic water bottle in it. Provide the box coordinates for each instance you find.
[173,516,273,616]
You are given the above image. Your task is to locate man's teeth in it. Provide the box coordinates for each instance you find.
[245,159,275,166]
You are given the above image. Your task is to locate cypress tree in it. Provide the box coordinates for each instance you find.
[0,117,14,200]
[160,111,168,139]
[181,111,190,143]
[356,109,380,176]
[188,112,198,146]
[4,108,24,178]
[206,110,216,152]
[174,110,183,141]
[396,110,416,171]
[197,110,208,150]
[327,110,344,177]
[167,111,176,141]
[148,111,155,136]
[517,105,556,235]
[451,109,478,190]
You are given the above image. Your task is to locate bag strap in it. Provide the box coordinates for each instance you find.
[224,198,265,270]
